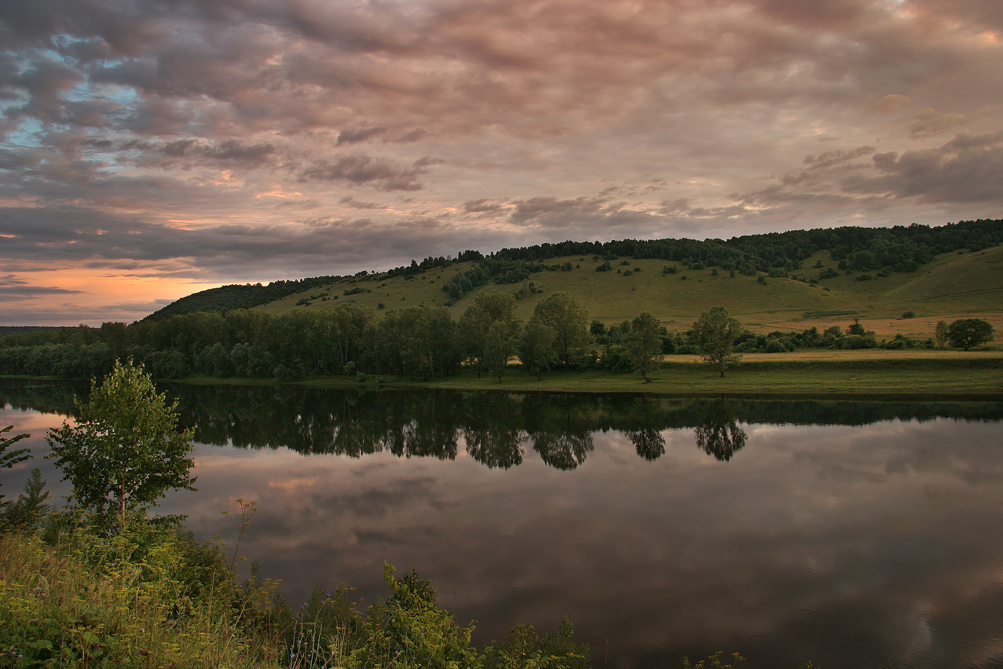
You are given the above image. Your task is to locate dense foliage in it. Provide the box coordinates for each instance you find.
[3,300,992,383]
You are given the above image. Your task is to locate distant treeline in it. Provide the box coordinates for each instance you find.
[142,218,1003,318]
[0,326,62,336]
[0,293,943,382]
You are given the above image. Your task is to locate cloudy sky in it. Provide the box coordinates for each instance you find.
[1,0,1001,325]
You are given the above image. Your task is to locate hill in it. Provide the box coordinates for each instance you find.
[255,243,1003,341]
[148,219,1003,338]
[139,276,341,322]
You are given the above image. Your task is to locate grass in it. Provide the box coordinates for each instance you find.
[293,350,1003,399]
[255,248,1003,341]
[0,521,592,669]
[0,525,285,668]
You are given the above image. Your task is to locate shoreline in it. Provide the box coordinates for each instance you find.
[5,351,1002,401]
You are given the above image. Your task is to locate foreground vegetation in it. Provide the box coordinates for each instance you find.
[0,525,598,669]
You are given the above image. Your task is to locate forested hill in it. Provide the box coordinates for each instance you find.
[145,218,1003,320]
[142,276,340,322]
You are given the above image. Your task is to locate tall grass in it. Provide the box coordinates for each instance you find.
[0,515,593,669]
[0,522,284,668]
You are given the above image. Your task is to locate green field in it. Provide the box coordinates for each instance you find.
[257,246,1003,341]
[275,350,1003,399]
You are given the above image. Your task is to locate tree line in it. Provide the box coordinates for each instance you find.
[0,292,994,382]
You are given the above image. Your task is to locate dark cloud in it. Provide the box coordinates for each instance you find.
[463,199,505,215]
[731,131,1003,219]
[844,132,1003,204]
[300,155,440,191]
[337,127,386,145]
[509,196,663,233]
[0,275,84,301]
[147,138,276,168]
[339,196,384,210]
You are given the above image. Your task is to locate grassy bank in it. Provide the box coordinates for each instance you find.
[299,350,1003,399]
[6,351,1002,399]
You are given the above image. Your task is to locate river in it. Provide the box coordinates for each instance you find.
[2,380,1002,668]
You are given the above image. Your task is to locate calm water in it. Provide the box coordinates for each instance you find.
[2,380,1003,669]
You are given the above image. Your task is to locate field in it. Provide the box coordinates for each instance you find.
[257,245,1003,340]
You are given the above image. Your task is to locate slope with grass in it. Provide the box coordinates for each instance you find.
[256,245,1003,341]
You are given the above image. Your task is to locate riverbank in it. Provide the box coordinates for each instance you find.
[300,350,1003,399]
[5,350,1002,399]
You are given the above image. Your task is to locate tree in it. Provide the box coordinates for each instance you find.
[457,292,521,377]
[532,292,590,367]
[691,306,743,377]
[519,318,557,380]
[947,318,995,351]
[483,317,521,382]
[624,312,662,382]
[46,359,196,529]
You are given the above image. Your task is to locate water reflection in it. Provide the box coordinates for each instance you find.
[2,380,1003,669]
[3,381,995,470]
[694,400,748,462]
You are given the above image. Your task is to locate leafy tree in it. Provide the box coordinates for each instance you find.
[847,319,866,336]
[46,359,196,529]
[947,318,995,351]
[532,292,590,367]
[624,312,662,382]
[458,292,521,377]
[484,317,522,382]
[692,306,743,377]
[519,318,557,380]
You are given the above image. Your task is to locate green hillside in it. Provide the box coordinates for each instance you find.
[140,218,1003,338]
[256,245,1003,339]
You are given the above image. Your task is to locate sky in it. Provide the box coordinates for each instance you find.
[1,0,1002,325]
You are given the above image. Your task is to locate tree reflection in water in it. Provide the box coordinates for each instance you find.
[523,394,596,470]
[463,392,525,469]
[3,380,1001,472]
[694,400,748,462]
